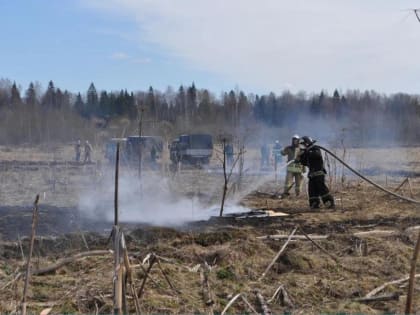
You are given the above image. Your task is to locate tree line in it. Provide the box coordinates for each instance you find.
[0,78,419,146]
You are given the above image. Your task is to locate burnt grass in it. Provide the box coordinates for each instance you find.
[1,147,420,314]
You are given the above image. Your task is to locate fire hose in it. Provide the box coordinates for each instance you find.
[317,145,420,205]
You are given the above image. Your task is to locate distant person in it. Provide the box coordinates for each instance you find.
[83,140,93,163]
[272,140,282,170]
[260,143,270,169]
[75,139,81,162]
[280,135,305,197]
[297,136,335,209]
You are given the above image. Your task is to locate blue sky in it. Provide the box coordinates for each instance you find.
[1,0,420,96]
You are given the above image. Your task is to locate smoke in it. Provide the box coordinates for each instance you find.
[78,165,263,226]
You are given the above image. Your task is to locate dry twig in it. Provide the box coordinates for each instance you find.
[259,226,298,281]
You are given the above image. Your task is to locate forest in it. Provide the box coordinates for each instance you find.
[0,78,419,146]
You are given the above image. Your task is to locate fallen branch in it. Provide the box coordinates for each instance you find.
[259,226,297,281]
[257,234,329,241]
[365,274,420,298]
[0,271,22,290]
[221,293,258,315]
[255,290,271,315]
[267,284,294,308]
[299,227,339,263]
[31,250,112,275]
[353,230,398,238]
[354,292,400,303]
[394,178,408,193]
[137,255,156,299]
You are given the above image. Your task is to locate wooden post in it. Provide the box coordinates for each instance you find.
[113,143,122,315]
[405,230,420,314]
[114,143,120,226]
[21,194,40,315]
[219,138,227,217]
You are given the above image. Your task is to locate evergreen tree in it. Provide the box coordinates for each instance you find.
[43,80,56,108]
[10,82,22,106]
[86,82,99,117]
[25,82,37,107]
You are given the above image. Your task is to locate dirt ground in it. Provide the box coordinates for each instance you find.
[1,144,420,314]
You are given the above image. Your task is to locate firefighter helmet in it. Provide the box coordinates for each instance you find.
[301,136,314,147]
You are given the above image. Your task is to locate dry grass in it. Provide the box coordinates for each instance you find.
[0,144,420,314]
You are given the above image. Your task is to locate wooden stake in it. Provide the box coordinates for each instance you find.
[113,143,122,315]
[21,194,40,315]
[405,230,420,314]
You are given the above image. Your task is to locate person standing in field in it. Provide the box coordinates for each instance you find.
[83,140,93,163]
[280,135,305,197]
[297,136,335,209]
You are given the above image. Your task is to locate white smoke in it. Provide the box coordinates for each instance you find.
[77,165,270,226]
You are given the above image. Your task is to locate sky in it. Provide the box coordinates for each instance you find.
[1,0,420,96]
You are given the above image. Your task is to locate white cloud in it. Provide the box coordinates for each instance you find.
[111,52,129,60]
[88,0,420,93]
[110,52,151,63]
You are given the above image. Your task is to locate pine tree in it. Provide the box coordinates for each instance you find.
[25,82,37,107]
[10,82,22,106]
[86,82,98,117]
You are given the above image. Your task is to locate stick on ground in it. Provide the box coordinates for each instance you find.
[259,226,298,281]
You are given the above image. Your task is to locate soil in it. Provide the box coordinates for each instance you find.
[1,144,420,314]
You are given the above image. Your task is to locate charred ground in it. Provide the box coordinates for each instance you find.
[0,145,420,314]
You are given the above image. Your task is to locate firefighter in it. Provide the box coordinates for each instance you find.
[297,136,335,209]
[83,140,93,163]
[272,140,282,169]
[260,143,270,169]
[75,139,81,162]
[280,135,305,197]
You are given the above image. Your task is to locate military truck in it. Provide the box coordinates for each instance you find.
[169,134,213,165]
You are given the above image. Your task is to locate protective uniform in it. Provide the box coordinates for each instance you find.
[298,136,335,209]
[281,135,305,197]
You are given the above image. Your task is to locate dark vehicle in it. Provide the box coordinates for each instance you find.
[126,136,164,163]
[170,134,213,164]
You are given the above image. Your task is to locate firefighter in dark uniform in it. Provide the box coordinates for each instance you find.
[297,136,335,209]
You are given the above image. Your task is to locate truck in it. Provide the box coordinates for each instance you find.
[169,134,213,165]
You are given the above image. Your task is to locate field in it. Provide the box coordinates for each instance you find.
[1,144,420,314]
